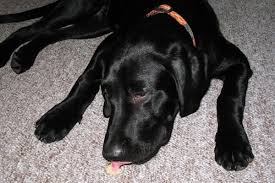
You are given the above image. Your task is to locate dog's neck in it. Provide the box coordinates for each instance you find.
[146,4,196,47]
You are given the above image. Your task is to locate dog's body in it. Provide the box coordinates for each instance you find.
[0,0,254,171]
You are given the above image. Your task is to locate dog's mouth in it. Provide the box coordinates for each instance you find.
[105,161,132,175]
[110,161,132,169]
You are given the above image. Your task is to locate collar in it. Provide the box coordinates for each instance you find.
[146,4,196,47]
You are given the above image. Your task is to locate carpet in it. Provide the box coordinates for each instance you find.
[0,0,274,182]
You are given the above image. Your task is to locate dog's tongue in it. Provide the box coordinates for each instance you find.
[105,161,132,175]
[111,161,131,170]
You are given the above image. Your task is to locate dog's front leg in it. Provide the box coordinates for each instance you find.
[213,41,254,171]
[35,43,106,143]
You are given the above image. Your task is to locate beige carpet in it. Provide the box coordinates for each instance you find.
[0,0,274,182]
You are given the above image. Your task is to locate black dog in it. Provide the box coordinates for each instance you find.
[0,0,254,171]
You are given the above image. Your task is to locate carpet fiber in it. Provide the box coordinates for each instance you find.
[0,0,274,182]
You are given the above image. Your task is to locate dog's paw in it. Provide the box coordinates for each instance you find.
[214,133,254,171]
[10,49,36,74]
[35,107,82,143]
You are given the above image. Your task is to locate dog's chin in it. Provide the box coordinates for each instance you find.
[132,145,164,165]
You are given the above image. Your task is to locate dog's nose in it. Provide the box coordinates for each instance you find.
[103,139,130,161]
[103,144,125,160]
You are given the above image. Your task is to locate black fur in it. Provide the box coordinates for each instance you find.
[0,0,254,171]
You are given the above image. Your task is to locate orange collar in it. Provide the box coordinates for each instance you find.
[146,4,196,47]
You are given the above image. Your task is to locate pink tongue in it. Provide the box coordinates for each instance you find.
[111,161,132,171]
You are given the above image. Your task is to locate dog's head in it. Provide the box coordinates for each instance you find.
[93,33,209,164]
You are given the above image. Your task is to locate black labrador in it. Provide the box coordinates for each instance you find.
[0,0,254,171]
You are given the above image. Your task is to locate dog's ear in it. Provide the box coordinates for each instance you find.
[165,50,210,117]
[96,34,118,118]
[103,91,112,117]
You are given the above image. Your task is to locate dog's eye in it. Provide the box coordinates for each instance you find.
[128,87,146,96]
[128,88,147,104]
[132,92,147,104]
[133,91,146,97]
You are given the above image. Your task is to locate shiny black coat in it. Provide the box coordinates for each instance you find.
[0,0,254,171]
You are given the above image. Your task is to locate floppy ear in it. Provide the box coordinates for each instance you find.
[166,50,210,117]
[103,91,112,117]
